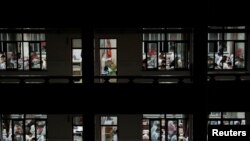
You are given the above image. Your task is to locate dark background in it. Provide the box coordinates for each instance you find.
[1,1,250,141]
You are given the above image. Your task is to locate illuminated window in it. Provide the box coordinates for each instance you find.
[99,39,117,76]
[208,26,246,70]
[1,114,47,141]
[208,112,246,125]
[142,114,192,141]
[142,28,191,70]
[72,38,82,83]
[73,115,83,141]
[0,31,46,71]
[100,116,118,141]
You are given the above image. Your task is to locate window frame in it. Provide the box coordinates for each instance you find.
[0,32,47,71]
[72,115,83,141]
[71,38,82,76]
[208,112,246,125]
[207,27,247,71]
[1,114,48,141]
[142,114,190,141]
[99,38,118,76]
[142,29,191,71]
[100,115,118,141]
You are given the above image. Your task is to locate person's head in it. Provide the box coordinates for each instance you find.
[0,54,6,61]
[27,132,32,137]
[221,56,227,62]
[104,66,109,72]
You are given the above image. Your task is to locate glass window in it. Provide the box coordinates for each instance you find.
[100,39,117,76]
[100,116,118,141]
[1,114,47,141]
[208,112,245,125]
[72,39,82,48]
[207,26,246,70]
[142,114,192,141]
[142,29,191,71]
[72,39,82,83]
[73,116,83,141]
[29,43,41,69]
[0,31,46,71]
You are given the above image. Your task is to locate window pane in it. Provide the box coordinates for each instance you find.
[2,114,24,119]
[29,43,41,69]
[208,26,223,29]
[214,42,233,70]
[41,42,47,70]
[165,42,175,70]
[100,49,117,76]
[161,119,166,141]
[14,120,24,141]
[176,43,186,68]
[143,114,165,118]
[150,120,160,141]
[26,114,47,119]
[0,33,22,41]
[143,33,147,40]
[208,33,222,40]
[72,39,82,48]
[25,119,36,140]
[2,120,11,140]
[101,116,118,125]
[224,33,245,40]
[167,33,183,40]
[73,116,83,125]
[223,112,245,119]
[225,26,245,29]
[142,43,146,70]
[241,120,246,125]
[36,121,46,141]
[146,43,157,69]
[73,49,82,76]
[24,33,45,41]
[0,52,6,70]
[100,39,117,48]
[101,126,118,141]
[166,114,185,118]
[142,119,149,141]
[234,121,241,125]
[73,126,83,141]
[23,42,29,70]
[208,120,221,125]
[178,119,186,141]
[17,42,23,70]
[208,112,221,118]
[6,43,17,69]
[208,43,215,69]
[235,43,245,69]
[158,52,167,70]
[223,120,229,125]
[168,120,177,141]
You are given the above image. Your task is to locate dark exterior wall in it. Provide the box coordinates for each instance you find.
[246,112,250,125]
[48,114,73,141]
